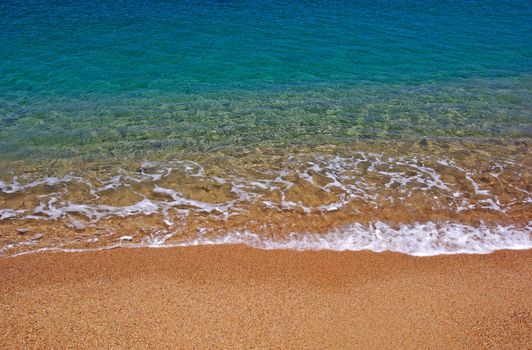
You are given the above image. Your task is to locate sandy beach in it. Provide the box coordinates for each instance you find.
[1,1,531,349]
[0,246,530,349]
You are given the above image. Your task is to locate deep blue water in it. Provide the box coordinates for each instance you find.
[0,0,531,160]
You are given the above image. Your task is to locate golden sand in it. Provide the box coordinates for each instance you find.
[0,246,530,349]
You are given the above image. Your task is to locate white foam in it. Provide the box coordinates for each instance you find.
[1,152,530,223]
[171,221,532,256]
[7,221,531,257]
[0,209,25,220]
[1,153,531,257]
[0,175,82,194]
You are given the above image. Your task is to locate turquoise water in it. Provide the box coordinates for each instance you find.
[1,0,531,161]
[2,0,531,91]
[0,1,531,256]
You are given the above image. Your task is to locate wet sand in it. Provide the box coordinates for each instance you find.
[0,246,530,349]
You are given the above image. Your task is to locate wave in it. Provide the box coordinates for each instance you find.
[1,150,529,223]
[7,221,531,257]
[1,146,530,257]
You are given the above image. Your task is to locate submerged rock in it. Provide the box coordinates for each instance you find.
[16,227,30,234]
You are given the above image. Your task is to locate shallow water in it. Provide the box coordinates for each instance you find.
[1,0,531,255]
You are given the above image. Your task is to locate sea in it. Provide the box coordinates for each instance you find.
[1,0,531,256]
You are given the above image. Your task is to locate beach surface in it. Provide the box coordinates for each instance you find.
[0,246,530,349]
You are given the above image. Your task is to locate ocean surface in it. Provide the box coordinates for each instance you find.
[0,0,531,256]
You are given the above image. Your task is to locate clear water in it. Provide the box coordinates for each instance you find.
[2,0,531,92]
[0,0,531,255]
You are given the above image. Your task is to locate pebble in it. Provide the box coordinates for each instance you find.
[16,228,30,234]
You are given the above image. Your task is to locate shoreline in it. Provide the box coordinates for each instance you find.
[1,139,530,257]
[1,246,530,349]
[4,236,532,259]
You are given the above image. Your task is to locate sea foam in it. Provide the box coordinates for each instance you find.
[1,152,530,257]
[8,221,531,258]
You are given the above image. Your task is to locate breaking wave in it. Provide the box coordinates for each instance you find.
[1,147,531,256]
[8,221,532,257]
